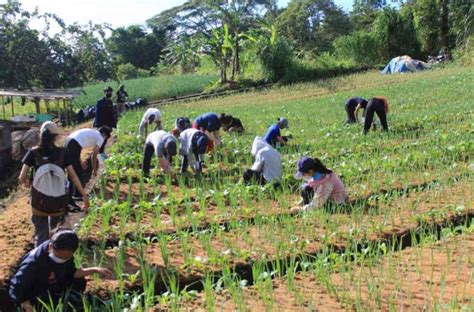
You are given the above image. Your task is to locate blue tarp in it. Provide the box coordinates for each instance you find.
[382,56,429,74]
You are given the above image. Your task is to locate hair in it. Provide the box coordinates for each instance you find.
[50,228,79,251]
[98,126,112,138]
[219,113,233,126]
[38,129,58,154]
[306,158,332,174]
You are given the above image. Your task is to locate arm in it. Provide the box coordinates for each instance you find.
[91,146,100,175]
[18,164,30,187]
[206,131,221,145]
[66,166,89,210]
[276,136,286,144]
[158,157,172,173]
[74,267,113,279]
[303,183,334,211]
[354,104,362,122]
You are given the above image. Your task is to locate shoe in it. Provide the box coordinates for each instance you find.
[68,202,82,213]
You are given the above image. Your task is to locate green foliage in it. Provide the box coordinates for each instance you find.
[257,36,294,82]
[276,0,352,53]
[333,31,382,67]
[116,63,150,81]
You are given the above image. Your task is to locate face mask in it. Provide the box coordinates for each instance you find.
[313,172,323,181]
[49,251,69,264]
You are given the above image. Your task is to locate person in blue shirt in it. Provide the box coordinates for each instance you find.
[264,117,289,147]
[9,229,112,312]
[345,97,367,124]
[193,112,222,151]
[93,86,117,129]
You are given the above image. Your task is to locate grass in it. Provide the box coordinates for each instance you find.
[41,64,474,310]
[0,74,218,120]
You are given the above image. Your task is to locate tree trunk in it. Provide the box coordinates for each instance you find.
[440,0,449,52]
[221,57,227,84]
[231,38,240,81]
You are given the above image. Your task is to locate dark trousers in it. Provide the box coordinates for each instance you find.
[364,99,388,134]
[345,103,357,123]
[301,183,314,205]
[64,139,83,199]
[31,215,64,247]
[243,169,266,185]
[142,143,155,177]
[99,137,108,154]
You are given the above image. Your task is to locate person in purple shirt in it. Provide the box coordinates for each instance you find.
[264,117,289,148]
[193,112,222,151]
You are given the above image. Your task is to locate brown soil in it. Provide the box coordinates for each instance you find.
[331,231,474,310]
[83,179,472,296]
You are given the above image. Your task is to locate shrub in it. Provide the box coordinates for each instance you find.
[333,31,383,67]
[257,37,294,82]
[116,63,150,81]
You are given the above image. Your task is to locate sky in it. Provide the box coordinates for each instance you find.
[4,0,354,31]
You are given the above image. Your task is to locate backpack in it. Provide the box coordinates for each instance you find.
[30,148,69,214]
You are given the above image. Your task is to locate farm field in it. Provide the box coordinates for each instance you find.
[0,65,472,311]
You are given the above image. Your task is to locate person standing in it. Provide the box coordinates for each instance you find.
[18,122,89,247]
[9,229,112,312]
[291,156,348,213]
[264,117,289,148]
[355,96,389,134]
[243,136,282,185]
[64,127,111,209]
[142,130,178,177]
[344,97,368,124]
[94,86,117,129]
[116,84,128,116]
[193,112,222,151]
[139,108,163,137]
[179,128,209,173]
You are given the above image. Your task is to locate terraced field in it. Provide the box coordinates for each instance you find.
[0,65,472,311]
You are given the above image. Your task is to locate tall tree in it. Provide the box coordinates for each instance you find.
[276,0,352,54]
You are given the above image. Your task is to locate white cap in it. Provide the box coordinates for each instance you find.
[40,121,61,135]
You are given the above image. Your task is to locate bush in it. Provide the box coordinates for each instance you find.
[333,31,383,67]
[257,37,294,82]
[116,63,150,81]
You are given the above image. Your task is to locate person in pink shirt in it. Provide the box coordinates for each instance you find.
[291,156,348,213]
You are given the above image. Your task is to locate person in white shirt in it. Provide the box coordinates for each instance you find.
[179,128,209,173]
[243,136,282,185]
[139,108,162,137]
[142,130,177,177]
[64,127,111,208]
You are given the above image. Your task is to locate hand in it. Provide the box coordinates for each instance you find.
[81,160,88,170]
[21,301,34,312]
[95,267,113,279]
[82,196,90,211]
[290,206,303,214]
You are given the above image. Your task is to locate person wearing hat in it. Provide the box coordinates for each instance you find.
[64,127,112,210]
[94,86,117,129]
[264,117,289,148]
[115,84,129,116]
[179,128,209,173]
[192,112,222,151]
[345,97,368,124]
[139,108,163,137]
[291,156,348,213]
[9,229,112,312]
[354,96,389,134]
[243,136,282,185]
[18,122,90,247]
[142,130,178,177]
[172,117,192,137]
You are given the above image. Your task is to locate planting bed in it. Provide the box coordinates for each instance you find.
[0,65,472,310]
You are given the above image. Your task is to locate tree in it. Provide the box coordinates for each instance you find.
[352,0,387,29]
[106,25,166,70]
[276,0,352,54]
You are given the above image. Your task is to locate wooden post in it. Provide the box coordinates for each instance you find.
[63,99,68,125]
[56,98,61,125]
[33,97,41,115]
[11,96,14,117]
[1,96,5,120]
[45,99,50,114]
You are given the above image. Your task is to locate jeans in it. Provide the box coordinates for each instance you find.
[243,169,266,185]
[364,98,388,134]
[31,214,64,247]
[142,143,155,177]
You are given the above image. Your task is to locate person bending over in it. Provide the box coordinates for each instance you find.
[142,130,178,177]
[243,136,282,185]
